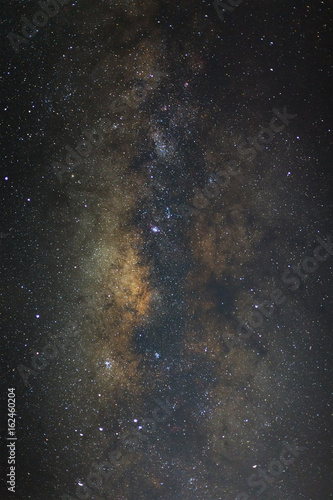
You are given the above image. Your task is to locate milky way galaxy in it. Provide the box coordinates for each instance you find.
[1,1,332,499]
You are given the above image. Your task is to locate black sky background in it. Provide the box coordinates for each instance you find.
[1,1,333,499]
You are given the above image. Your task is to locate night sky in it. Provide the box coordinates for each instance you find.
[1,1,333,499]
